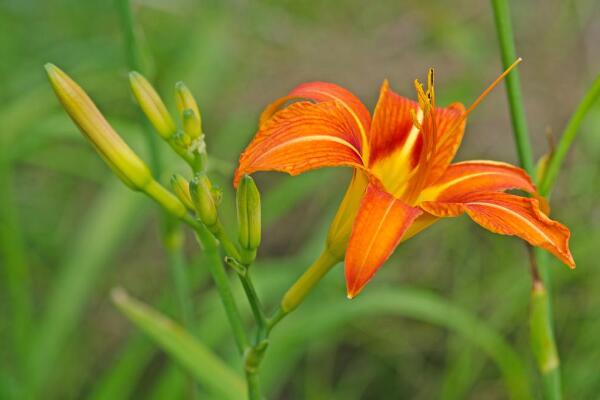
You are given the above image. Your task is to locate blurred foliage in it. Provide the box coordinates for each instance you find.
[1,0,599,399]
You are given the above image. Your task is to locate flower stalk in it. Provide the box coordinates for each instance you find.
[490,1,566,398]
[490,0,535,175]
[281,249,340,313]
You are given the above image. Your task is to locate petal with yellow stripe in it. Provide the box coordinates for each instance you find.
[420,192,574,268]
[345,184,422,298]
[418,160,535,202]
[259,81,371,154]
[234,101,364,186]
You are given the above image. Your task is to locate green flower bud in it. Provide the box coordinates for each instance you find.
[236,175,261,263]
[189,174,218,227]
[129,71,177,139]
[170,174,195,211]
[175,81,202,133]
[45,63,153,191]
[182,108,202,139]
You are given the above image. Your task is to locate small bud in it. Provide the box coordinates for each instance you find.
[172,130,192,148]
[175,82,202,132]
[236,175,261,263]
[129,71,177,139]
[189,174,218,227]
[182,108,202,139]
[45,63,152,191]
[170,174,195,211]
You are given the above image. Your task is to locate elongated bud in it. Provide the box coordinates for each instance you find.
[175,82,201,123]
[189,174,218,227]
[170,174,194,211]
[45,63,152,191]
[236,175,261,263]
[129,71,177,139]
[182,109,202,139]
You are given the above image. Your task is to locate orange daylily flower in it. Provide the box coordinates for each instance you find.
[234,62,575,298]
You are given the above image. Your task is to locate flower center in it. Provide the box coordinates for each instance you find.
[370,108,424,201]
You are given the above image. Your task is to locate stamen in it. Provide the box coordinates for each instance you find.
[409,109,422,130]
[427,68,435,107]
[438,57,523,143]
[464,57,522,117]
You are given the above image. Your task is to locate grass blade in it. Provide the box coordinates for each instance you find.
[111,288,245,400]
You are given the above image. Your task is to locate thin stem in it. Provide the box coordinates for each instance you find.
[280,249,340,314]
[490,0,535,175]
[538,73,600,196]
[193,225,249,353]
[266,308,286,334]
[116,0,150,80]
[491,1,562,398]
[211,221,242,261]
[118,4,199,397]
[239,271,268,339]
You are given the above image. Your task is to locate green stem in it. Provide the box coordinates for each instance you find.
[246,370,262,400]
[491,1,562,398]
[280,249,339,314]
[118,3,198,396]
[239,271,268,339]
[538,73,600,196]
[490,0,535,175]
[116,0,150,79]
[210,221,242,261]
[193,225,249,353]
[530,280,560,400]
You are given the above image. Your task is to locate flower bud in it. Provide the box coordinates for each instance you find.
[170,174,195,211]
[129,71,177,139]
[182,108,202,139]
[45,63,152,191]
[236,175,261,263]
[175,82,202,135]
[189,174,218,227]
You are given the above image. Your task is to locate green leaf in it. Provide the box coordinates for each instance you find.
[111,288,245,400]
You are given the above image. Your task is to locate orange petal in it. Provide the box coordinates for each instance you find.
[345,183,422,298]
[420,192,575,268]
[402,95,466,201]
[234,101,364,186]
[368,80,466,201]
[422,103,466,186]
[368,80,419,165]
[259,81,371,153]
[418,160,536,202]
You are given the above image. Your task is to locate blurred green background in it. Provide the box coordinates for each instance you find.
[1,0,599,398]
